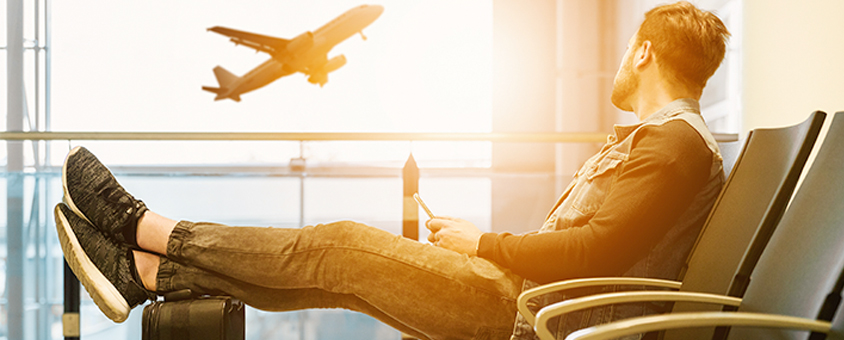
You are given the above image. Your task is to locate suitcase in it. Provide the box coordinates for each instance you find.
[142,290,245,340]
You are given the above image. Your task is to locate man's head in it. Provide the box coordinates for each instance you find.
[611,1,731,112]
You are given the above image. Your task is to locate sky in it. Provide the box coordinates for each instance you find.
[48,0,492,134]
[0,0,488,166]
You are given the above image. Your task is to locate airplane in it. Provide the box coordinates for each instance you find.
[202,4,384,102]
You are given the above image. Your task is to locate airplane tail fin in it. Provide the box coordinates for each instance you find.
[212,66,239,88]
[202,66,241,101]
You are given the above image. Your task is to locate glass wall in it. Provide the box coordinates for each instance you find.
[2,0,499,338]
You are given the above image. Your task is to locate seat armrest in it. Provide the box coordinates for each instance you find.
[517,277,682,325]
[560,312,831,340]
[535,291,742,340]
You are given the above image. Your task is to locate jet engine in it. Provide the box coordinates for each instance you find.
[323,55,347,73]
[307,55,347,87]
[286,31,314,54]
[308,73,328,86]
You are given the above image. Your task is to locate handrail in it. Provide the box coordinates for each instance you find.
[0,131,607,142]
[0,131,739,142]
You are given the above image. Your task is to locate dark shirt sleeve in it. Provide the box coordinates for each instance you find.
[476,120,713,284]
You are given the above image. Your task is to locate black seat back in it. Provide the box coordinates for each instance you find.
[727,111,844,339]
[677,111,824,297]
[664,112,825,340]
[717,140,743,179]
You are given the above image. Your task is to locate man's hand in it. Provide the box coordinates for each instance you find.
[426,216,482,256]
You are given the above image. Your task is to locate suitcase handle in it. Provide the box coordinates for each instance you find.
[161,290,244,312]
[163,289,196,302]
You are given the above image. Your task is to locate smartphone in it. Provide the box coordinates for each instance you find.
[413,193,435,219]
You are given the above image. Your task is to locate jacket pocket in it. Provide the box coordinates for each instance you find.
[572,151,627,215]
[585,151,627,181]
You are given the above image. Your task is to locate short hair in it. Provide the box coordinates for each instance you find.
[636,1,731,91]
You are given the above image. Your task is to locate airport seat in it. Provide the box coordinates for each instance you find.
[543,111,844,340]
[716,139,742,179]
[516,111,826,339]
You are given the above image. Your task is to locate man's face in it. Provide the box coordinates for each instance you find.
[611,34,640,112]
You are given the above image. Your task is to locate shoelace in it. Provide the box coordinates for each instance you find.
[93,181,140,236]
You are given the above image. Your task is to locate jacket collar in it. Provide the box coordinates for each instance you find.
[611,98,701,143]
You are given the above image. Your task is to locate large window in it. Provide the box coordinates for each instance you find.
[48,0,493,168]
[3,1,495,339]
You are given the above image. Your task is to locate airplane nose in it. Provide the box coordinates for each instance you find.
[370,5,384,18]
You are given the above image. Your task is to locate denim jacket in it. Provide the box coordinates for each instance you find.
[511,98,725,340]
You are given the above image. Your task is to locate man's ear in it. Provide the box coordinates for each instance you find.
[634,40,653,69]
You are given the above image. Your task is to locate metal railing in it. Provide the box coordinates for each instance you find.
[0,131,608,142]
[0,131,737,142]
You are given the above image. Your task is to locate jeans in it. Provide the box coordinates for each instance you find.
[155,220,523,340]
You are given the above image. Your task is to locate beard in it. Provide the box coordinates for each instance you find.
[610,57,639,112]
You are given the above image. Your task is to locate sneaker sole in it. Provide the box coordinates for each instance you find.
[62,146,96,226]
[55,204,130,323]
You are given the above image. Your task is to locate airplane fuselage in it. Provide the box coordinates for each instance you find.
[205,4,383,101]
[285,4,382,66]
[228,59,290,99]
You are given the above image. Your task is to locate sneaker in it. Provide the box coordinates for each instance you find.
[62,146,147,249]
[55,203,156,323]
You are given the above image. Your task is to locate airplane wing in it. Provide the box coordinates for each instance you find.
[207,26,290,55]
